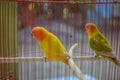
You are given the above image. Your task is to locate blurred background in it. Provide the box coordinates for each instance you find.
[0,0,120,80]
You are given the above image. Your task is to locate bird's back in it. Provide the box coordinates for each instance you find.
[89,32,112,52]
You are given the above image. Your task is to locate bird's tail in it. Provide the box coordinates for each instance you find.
[107,56,120,66]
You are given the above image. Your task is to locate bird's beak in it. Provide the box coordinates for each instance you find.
[85,25,88,33]
[31,32,36,39]
[31,32,33,37]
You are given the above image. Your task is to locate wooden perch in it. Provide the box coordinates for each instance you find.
[0,56,47,63]
[0,43,102,63]
[67,43,86,80]
[0,55,102,63]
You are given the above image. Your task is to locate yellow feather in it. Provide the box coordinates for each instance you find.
[31,27,69,65]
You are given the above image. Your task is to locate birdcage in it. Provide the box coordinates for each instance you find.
[0,0,120,80]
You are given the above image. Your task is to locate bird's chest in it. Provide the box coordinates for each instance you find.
[39,40,62,60]
[39,40,53,53]
[89,39,96,50]
[39,38,59,55]
[89,36,101,50]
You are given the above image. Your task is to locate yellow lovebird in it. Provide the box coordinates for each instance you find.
[85,23,120,66]
[31,27,69,65]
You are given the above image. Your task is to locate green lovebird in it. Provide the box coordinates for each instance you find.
[85,23,120,66]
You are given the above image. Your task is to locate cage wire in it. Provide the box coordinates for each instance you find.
[0,0,120,80]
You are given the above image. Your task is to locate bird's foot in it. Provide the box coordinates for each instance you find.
[94,55,99,59]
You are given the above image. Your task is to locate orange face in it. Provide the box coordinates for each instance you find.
[31,27,47,41]
[85,23,98,35]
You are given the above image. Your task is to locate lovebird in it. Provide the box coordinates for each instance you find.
[85,23,120,66]
[31,27,69,65]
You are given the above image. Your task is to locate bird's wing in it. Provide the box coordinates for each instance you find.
[90,33,115,57]
[47,34,67,56]
[90,33,112,52]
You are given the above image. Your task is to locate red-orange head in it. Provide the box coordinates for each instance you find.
[85,23,99,37]
[31,27,48,41]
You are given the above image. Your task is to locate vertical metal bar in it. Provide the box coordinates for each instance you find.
[28,2,31,80]
[31,2,36,80]
[13,2,16,80]
[48,3,52,79]
[108,0,111,79]
[31,2,35,80]
[92,1,94,79]
[58,4,60,79]
[106,1,109,80]
[113,2,117,80]
[104,0,107,79]
[15,1,18,80]
[73,3,76,79]
[64,3,66,79]
[39,2,45,79]
[4,1,7,79]
[18,2,21,80]
[7,1,9,77]
[111,2,115,80]
[22,2,25,80]
[90,0,94,78]
[0,0,2,79]
[9,2,14,80]
[118,10,120,79]
[117,3,120,80]
[97,0,101,79]
[81,2,84,78]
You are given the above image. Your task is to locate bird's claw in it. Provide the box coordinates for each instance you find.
[94,55,98,59]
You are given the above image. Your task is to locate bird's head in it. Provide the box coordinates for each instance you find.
[85,23,99,36]
[31,27,48,41]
